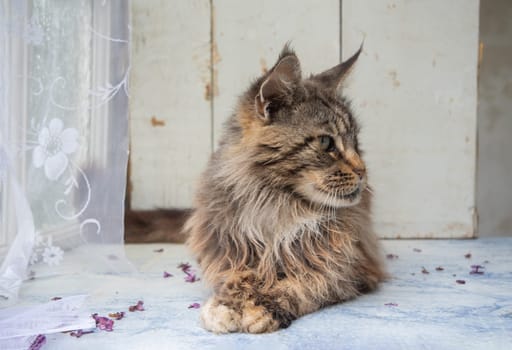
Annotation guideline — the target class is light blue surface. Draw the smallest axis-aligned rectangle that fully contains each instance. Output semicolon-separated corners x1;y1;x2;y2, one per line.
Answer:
16;239;512;349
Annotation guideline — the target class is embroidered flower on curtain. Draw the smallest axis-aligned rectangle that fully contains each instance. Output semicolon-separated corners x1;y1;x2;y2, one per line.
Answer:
29;232;64;267
32;118;79;181
41;245;64;266
30;232;64;266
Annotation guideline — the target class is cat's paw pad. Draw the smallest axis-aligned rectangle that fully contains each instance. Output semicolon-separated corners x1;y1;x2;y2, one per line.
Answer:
200;298;241;333
241;304;280;334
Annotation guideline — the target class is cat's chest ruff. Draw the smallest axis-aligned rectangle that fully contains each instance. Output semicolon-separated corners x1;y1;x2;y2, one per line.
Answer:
279;217;323;239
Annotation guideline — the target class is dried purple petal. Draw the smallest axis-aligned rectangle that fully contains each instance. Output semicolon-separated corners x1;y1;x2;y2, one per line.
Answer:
413;248;422;253
386;254;399;260
92;313;114;331
50;296;62;301
384;303;398;307
184;273;200;283
70;329;95;338
456;279;466;284
108;312;125;320
29;334;46;350
163;271;173;278
470;265;485;275
178;262;200;282
421;267;430;274
188;303;201;309
178;262;192;273
435;266;444;271
70;330;82;338
464;253;472;259
129;300;145;312
154;248;164;253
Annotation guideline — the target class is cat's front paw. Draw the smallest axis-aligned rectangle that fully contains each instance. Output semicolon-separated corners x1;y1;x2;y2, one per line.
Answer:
241;301;290;334
200;297;241;333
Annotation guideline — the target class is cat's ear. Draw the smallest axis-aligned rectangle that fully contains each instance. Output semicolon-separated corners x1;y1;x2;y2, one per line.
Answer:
312;43;362;92
255;49;301;122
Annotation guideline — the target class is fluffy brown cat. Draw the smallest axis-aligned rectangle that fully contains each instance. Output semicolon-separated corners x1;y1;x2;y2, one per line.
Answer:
185;45;386;333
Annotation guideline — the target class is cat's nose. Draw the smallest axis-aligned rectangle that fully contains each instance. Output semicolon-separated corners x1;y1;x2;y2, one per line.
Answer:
353;167;366;180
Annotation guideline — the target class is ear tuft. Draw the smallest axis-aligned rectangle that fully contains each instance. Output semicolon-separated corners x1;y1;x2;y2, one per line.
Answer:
278;42;296;61
312;42;363;92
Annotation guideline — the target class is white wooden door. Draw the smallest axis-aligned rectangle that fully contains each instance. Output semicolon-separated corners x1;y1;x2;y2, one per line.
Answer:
130;0;212;209
129;0;480;238
342;0;479;238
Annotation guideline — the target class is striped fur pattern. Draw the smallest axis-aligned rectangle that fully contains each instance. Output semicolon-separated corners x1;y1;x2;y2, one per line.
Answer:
186;45;386;333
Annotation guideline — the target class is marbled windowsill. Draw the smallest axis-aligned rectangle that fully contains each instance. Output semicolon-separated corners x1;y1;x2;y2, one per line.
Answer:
16;239;512;349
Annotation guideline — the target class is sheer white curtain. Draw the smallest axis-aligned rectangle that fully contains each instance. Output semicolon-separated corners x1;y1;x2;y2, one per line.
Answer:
0;0;132;302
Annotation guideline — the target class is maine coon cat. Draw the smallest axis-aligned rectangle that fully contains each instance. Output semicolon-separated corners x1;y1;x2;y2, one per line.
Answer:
185;45;386;333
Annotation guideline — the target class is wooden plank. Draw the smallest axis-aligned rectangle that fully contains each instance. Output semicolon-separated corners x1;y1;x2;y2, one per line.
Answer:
342;0;479;238
130;0;212;209
477;0;512;237
212;0;340;146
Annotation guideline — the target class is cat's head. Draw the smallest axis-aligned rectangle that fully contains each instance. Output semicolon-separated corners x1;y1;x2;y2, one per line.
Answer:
235;44;366;209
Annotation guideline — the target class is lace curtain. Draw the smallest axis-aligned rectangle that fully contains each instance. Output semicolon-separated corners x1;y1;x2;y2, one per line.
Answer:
0;0;132;302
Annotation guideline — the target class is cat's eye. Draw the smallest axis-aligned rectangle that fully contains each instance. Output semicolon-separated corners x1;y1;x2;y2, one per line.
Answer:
319;135;336;152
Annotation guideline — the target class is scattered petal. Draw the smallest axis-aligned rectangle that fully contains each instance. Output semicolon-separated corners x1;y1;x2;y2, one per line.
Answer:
70;330;82;338
464;253;472;259
184;274;200;283
29;334;46;350
163;271;173;278
421;267;430;274
470;265;485;275
178;262;192;273
153;248;164;253
108;312;125;320
179;262;200;282
188;303;201;309
456;280;466;284
129;300;145;312
413;248;422;253
70;329;95;338
91;313;114;331
384;303;398;307
435;266;444;271
386;254;399;260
